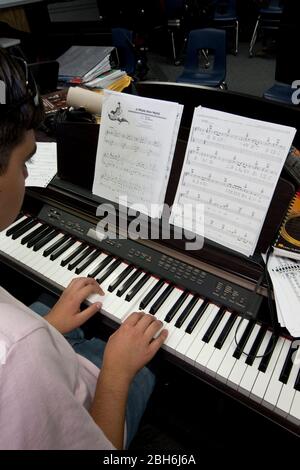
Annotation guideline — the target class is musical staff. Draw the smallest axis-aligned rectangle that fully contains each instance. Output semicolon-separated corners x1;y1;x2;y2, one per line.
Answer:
171;106;296;257
92;90;182;216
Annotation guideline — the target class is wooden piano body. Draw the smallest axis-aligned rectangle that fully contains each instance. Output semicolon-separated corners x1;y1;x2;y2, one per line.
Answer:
1;82;300;444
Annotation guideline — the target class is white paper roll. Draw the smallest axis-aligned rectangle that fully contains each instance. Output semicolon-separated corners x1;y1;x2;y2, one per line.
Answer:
66;87;103;115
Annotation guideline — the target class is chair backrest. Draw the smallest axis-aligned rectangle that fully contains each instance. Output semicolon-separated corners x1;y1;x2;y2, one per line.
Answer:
164;0;185;19
214;0;236;16
111;28;136;75
184;28;226;71
264;0;283;12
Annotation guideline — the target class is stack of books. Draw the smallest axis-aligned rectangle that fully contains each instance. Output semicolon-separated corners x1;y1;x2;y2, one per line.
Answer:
57;45;128;90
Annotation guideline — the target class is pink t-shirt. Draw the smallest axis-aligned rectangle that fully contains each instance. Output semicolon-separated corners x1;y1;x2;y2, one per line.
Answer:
0;287;115;450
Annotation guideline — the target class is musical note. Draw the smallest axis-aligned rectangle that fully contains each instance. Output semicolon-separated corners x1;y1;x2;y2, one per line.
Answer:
171;106;296;257
93;90;183;216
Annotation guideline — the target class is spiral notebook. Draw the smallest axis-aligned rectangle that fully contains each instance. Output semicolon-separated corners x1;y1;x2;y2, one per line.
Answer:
267;253;300;337
273;190;300;260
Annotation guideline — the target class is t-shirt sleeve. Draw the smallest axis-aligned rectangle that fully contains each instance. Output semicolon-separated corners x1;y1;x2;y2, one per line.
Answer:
0;327;115;450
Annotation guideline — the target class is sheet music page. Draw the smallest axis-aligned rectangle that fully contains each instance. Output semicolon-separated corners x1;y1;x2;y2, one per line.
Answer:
171;107;296;257
25;142;57;188
92;90;181;215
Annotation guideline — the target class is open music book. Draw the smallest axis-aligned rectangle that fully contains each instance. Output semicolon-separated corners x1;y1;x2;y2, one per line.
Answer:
92;91;296;258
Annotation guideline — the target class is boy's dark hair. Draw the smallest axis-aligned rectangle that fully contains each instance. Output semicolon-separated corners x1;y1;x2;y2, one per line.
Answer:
0;48;44;174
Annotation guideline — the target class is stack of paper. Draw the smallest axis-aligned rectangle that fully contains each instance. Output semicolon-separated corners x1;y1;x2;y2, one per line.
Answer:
57;45;118;85
267;252;300;337
92;90;183;216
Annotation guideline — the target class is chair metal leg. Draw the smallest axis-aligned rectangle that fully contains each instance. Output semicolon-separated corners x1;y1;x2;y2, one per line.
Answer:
249;16;260;57
170;31;177;64
201;48;210;68
234;20;239;55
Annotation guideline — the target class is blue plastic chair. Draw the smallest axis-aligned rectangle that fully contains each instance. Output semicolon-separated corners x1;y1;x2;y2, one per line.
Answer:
176;28;226;88
263;82;297;105
213;0;239;55
111;28;136;75
249;0;283;57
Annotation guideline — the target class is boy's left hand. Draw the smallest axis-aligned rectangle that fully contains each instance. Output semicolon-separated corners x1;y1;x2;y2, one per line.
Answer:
44;277;104;334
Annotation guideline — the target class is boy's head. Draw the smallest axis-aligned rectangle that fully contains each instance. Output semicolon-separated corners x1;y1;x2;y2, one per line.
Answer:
0;48;44;230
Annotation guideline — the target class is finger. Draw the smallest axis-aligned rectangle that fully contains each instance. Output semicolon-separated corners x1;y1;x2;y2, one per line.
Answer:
135;313;157;331
82;278;105;296
144;318;164;340
122;311;144;326
148;329;168;355
73;277;102;290
74;283;104;302
76;302;102;325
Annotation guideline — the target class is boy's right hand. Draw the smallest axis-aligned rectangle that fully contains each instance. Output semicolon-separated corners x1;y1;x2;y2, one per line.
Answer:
101;312;168;385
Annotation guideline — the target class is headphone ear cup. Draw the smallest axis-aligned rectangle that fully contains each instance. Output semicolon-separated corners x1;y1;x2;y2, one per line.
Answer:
40;108;68;136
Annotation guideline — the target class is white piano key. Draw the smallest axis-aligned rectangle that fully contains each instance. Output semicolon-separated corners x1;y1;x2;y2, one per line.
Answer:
262;339;292;410
175;299;209;359
2;223;43;258
95;267;140;312
215;318;249;383
206;315;241;377
194;310;232;371
152;290;192;348
288;389;300;424
238;329;272;396
184;304;220;365
276;352;300;417
250;337;285;403
227;323;262;390
4;215;28;233
102;276;157;323
163;293;197;351
139;282;171;315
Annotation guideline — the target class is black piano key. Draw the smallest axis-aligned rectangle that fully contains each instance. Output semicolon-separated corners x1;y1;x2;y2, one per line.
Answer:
33;230;58;252
175;296;199;328
68;246;94;271
150;284;174;314
294;367;300;391
245;326;267;366
61;243;87;267
88;254;114;278
27;226;53;248
117;269;142;297
202;307;225;343
75;250;102;275
279;343;298;385
258;334;278;373
108;265;134;292
164;290;189;323
11;219;38;240
21;223;46;245
232;321;255;360
6;216;32;236
185;300;209;334
125;273;150;302
96;258;122;284
43;234;70;257
214;313;237;350
139;279;165;310
50;239;75;261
